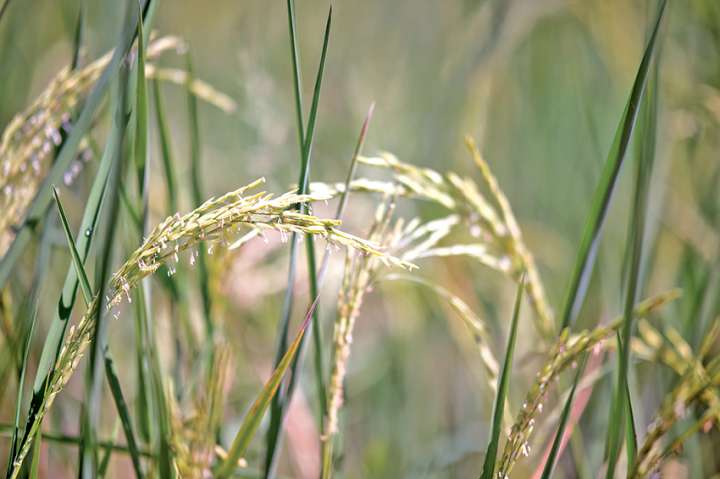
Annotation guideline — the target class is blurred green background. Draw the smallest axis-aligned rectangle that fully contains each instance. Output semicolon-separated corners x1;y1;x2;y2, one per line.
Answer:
1;0;719;477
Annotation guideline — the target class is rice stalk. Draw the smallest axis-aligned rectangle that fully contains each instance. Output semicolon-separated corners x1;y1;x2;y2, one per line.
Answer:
321;196;498;476
107;178;411;310
321;199;398;477
309;137;554;339
0;35;234;257
8;179;409;477
495;289;680;478
630;357;720;478
635;319;720;424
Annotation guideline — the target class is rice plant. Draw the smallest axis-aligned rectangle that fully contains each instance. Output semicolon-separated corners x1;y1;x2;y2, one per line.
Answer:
0;0;718;478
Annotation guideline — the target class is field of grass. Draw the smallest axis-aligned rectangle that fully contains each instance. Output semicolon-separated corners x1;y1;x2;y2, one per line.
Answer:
0;0;719;477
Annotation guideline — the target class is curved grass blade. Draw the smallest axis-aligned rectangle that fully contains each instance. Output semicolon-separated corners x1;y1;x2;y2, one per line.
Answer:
264;5;332;476
539;354;588;479
557;0;667;332
479;275;524;479
216;297;320;479
604;6;666;476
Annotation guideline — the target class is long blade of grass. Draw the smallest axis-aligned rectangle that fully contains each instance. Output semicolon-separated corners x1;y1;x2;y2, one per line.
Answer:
557;0;667;332
52;187;92;304
604;5;666;476
4;219;53;477
53;188;145;478
134;6;149;198
0;0;143;290
70;2;84;70
479;275;524;479
79;42;134;478
103;349;144;478
133;11;175;477
264;5;332;476
216;297;321;479
55;184;100;476
539;354;589;479
185;50;214;341
152;72;196;381
152;78;178;212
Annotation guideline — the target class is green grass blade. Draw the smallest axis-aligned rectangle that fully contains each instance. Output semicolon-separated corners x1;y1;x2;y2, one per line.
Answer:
604;5;666;476
53;183;145;479
152;73;195;384
540;354;588;479
286;0;305;150
264;6;332;476
97;420;120;477
217;298;320;479
152;78;178;212
70;2;84;70
479;275;524;479
53;185;99;477
298;5;331;193
19;79;124;471
28;441;39;479
132;13;174;476
4;219;53;477
134;6;149;198
52;187;93;305
103;349;144;478
0;0;11;24
185;50;213;341
624;379;638;466
0;0;142;290
557;0;667;332
80;48;133;479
